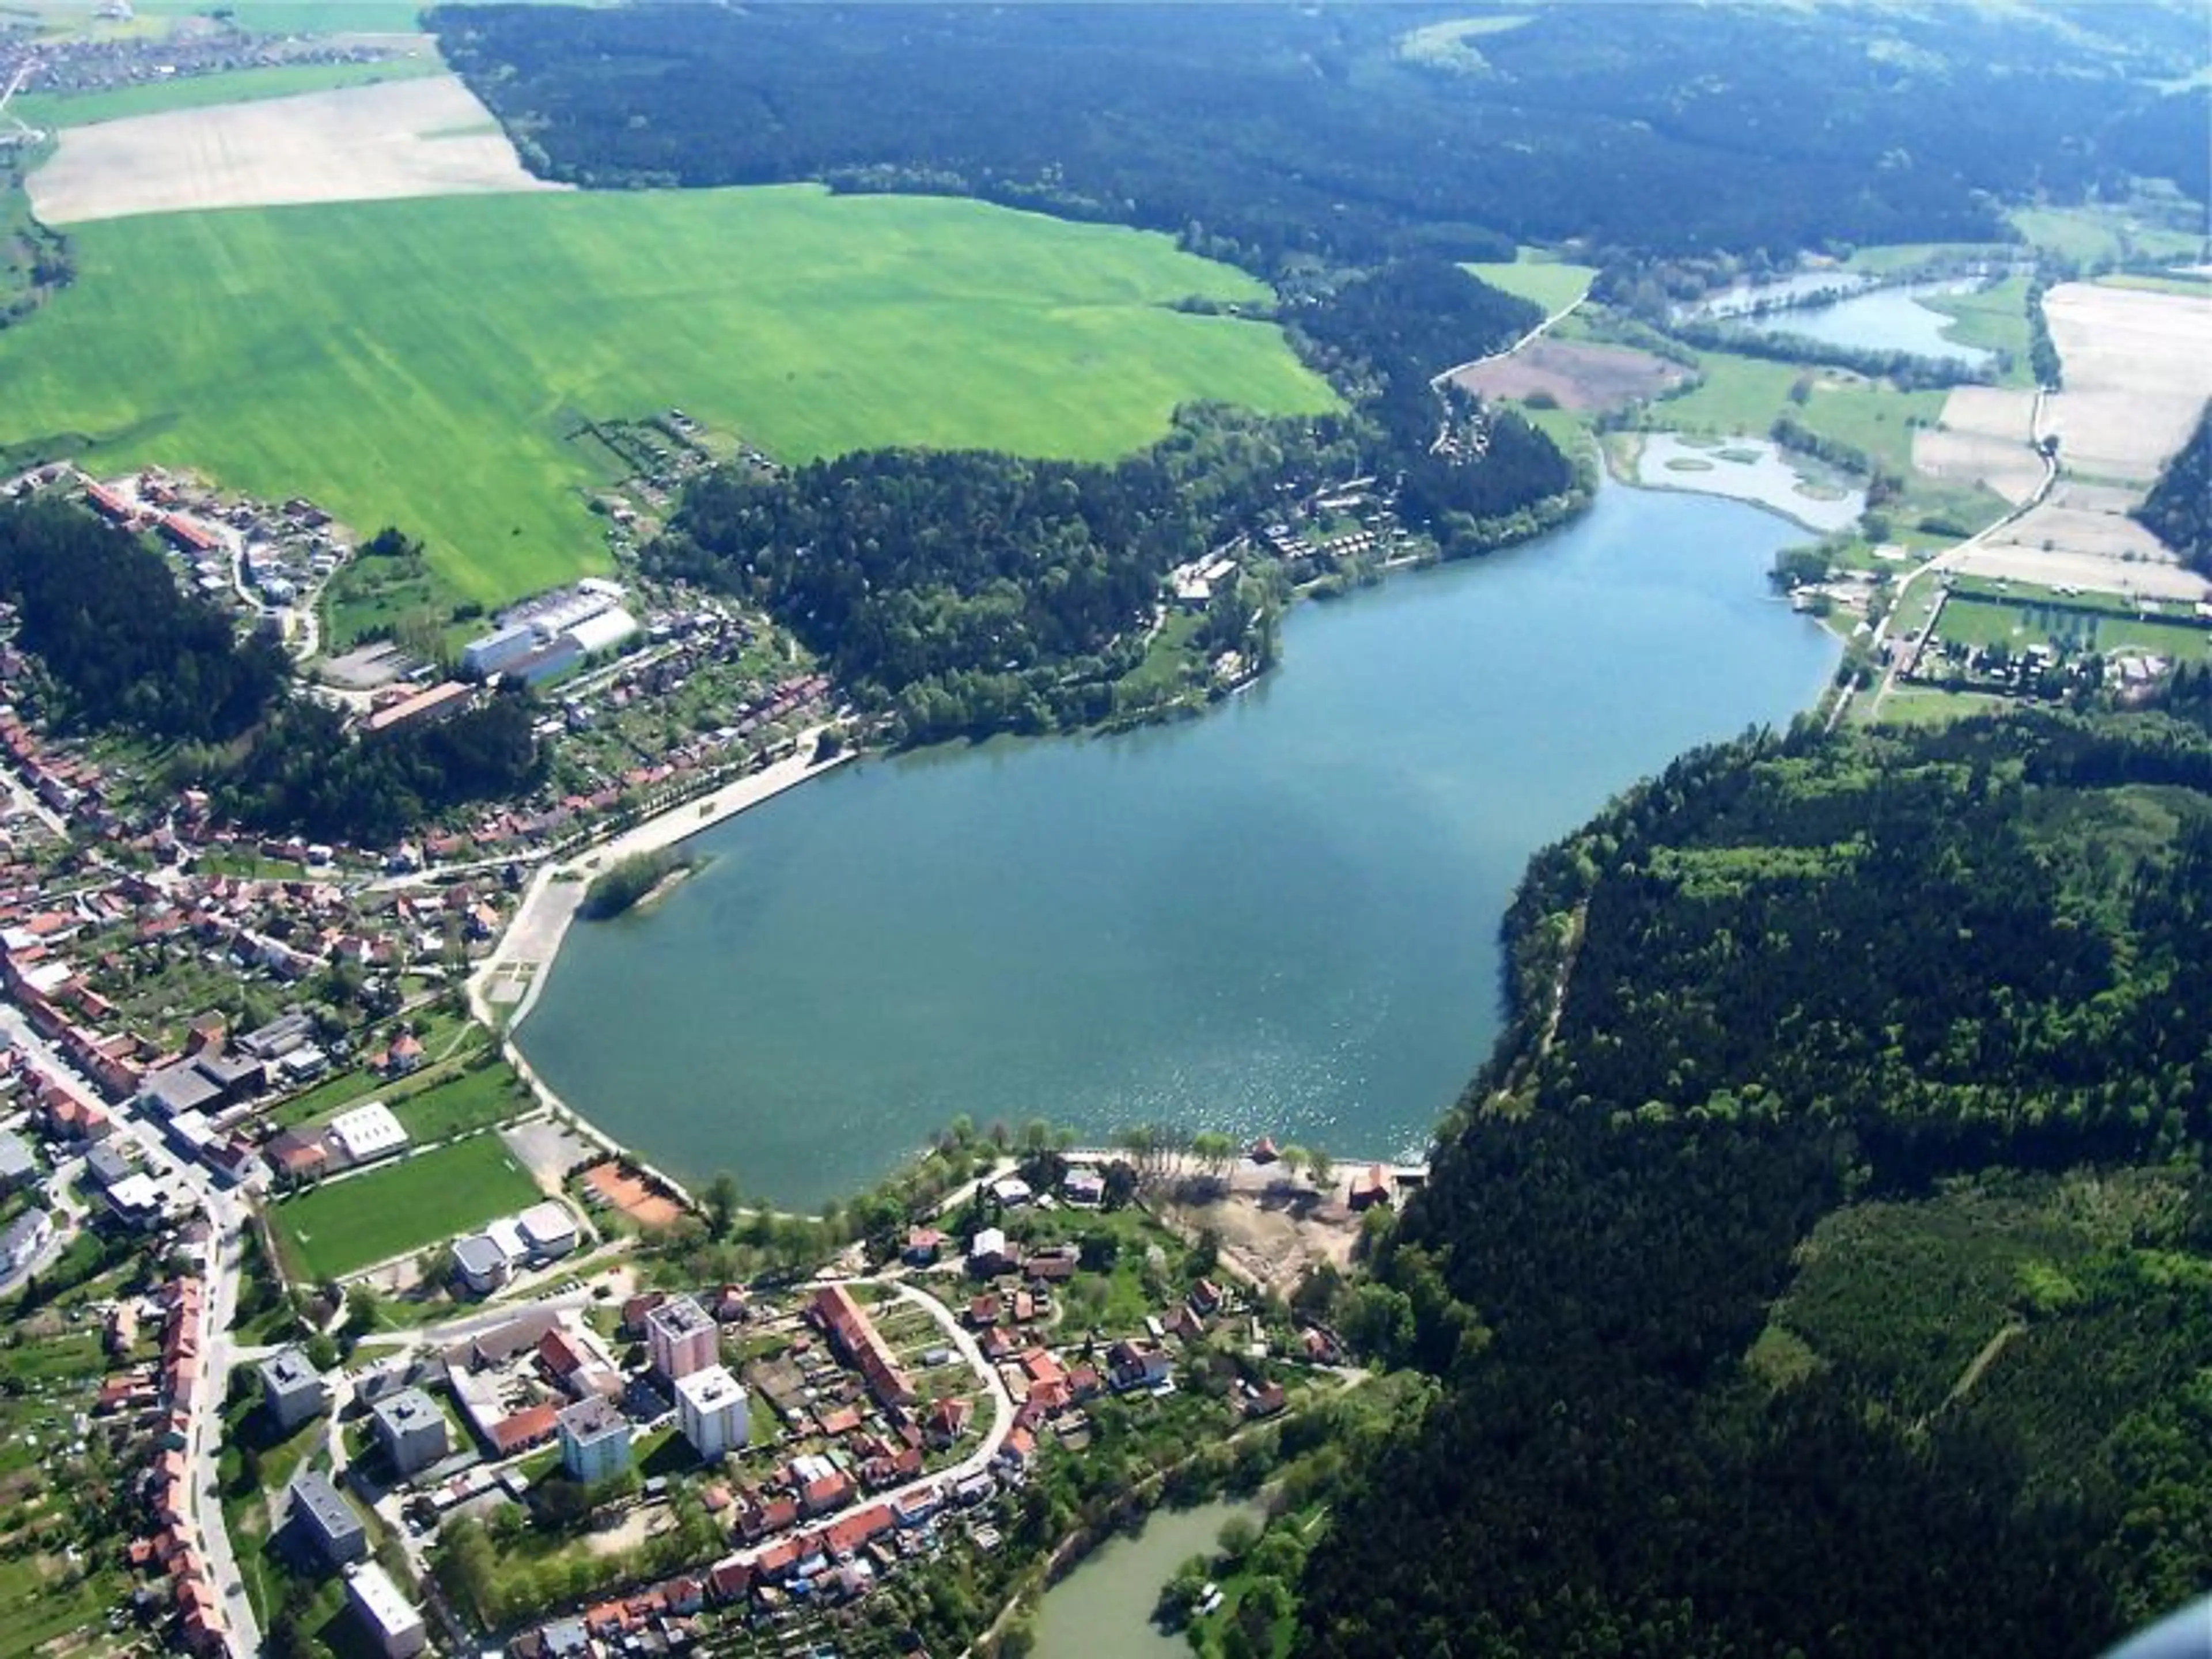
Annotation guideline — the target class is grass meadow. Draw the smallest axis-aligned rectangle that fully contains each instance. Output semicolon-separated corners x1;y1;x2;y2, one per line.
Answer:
2009;204;2207;267
1920;275;2035;387
1463;249;1599;316
271;1130;539;1279
1651;350;1946;474
1936;591;2212;662
0;184;1337;605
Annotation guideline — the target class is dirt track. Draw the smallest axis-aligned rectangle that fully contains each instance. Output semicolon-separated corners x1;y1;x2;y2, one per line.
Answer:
28;75;565;225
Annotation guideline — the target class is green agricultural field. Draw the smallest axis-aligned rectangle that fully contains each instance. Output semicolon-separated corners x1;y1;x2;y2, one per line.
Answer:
12;55;444;128
1844;243;2012;276
271;1131;539;1279
1919;275;2034;388
1463;249;1598;315
0;184;1338;608
1650;350;1944;474
2009;204;2207;267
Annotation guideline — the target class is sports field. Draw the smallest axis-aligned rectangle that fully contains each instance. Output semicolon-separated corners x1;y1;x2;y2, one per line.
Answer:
271;1132;540;1281
0;184;1338;605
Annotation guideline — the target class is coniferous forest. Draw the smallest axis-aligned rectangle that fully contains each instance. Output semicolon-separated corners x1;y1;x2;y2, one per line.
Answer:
434;4;2207;270
2134;402;2211;574
0;497;285;742
1294;686;2212;1657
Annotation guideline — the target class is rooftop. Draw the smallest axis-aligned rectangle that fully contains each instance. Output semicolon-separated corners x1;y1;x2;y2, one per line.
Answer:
327;1100;406;1159
647;1294;714;1339
674;1364;745;1412
558;1395;627;1441
259;1346;320;1391
344;1562;421;1638
372;1387;442;1435
289;1470;362;1539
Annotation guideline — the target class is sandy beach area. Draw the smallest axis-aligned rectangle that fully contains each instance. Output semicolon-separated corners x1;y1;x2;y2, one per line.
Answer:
464;730;853;1207
471;729;851;1035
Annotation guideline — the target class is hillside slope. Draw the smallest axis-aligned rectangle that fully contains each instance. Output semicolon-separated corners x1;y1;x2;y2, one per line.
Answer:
1300;686;2212;1656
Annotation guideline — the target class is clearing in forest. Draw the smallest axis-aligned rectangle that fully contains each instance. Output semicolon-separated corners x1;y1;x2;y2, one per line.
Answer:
0;184;1337;606
1461;251;1599;316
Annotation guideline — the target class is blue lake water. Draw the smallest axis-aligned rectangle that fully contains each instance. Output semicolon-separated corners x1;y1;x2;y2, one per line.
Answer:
516;482;1839;1207
1731;279;1996;368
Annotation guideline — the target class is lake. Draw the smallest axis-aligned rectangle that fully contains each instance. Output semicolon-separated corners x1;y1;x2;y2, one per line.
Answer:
516;482;1839;1209
1731;278;1995;368
1691;270;1873;319
1032;1498;1266;1659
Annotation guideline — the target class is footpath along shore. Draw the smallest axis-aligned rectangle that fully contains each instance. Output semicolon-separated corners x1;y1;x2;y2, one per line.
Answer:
468;728;854;1200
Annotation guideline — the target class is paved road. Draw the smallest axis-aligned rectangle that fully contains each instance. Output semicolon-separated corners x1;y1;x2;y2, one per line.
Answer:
1838;388;2060;731
0;1006;264;1658
715;1275;1015;1576
1433;291;1590;386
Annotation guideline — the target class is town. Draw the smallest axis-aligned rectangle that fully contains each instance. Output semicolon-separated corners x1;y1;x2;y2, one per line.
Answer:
0;448;1418;1658
2;946;1398;1659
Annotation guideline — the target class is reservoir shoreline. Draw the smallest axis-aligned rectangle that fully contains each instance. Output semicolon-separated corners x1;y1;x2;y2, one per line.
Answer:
510;477;1841;1209
468;735;854;1207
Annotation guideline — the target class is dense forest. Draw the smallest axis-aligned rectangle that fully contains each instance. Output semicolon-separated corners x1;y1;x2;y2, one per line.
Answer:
209;692;546;848
0;497;285;741
653;385;1571;741
0;499;543;844
2134;402;2211;573
653;407;1362;740
433;3;2209;272
1296;692;2212;1656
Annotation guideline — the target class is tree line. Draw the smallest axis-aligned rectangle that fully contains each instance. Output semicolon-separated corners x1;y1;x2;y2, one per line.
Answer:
2134;401;2210;574
652;351;1573;747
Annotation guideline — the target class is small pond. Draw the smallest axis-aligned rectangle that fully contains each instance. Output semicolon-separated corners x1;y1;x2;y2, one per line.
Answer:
1032;1498;1269;1659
